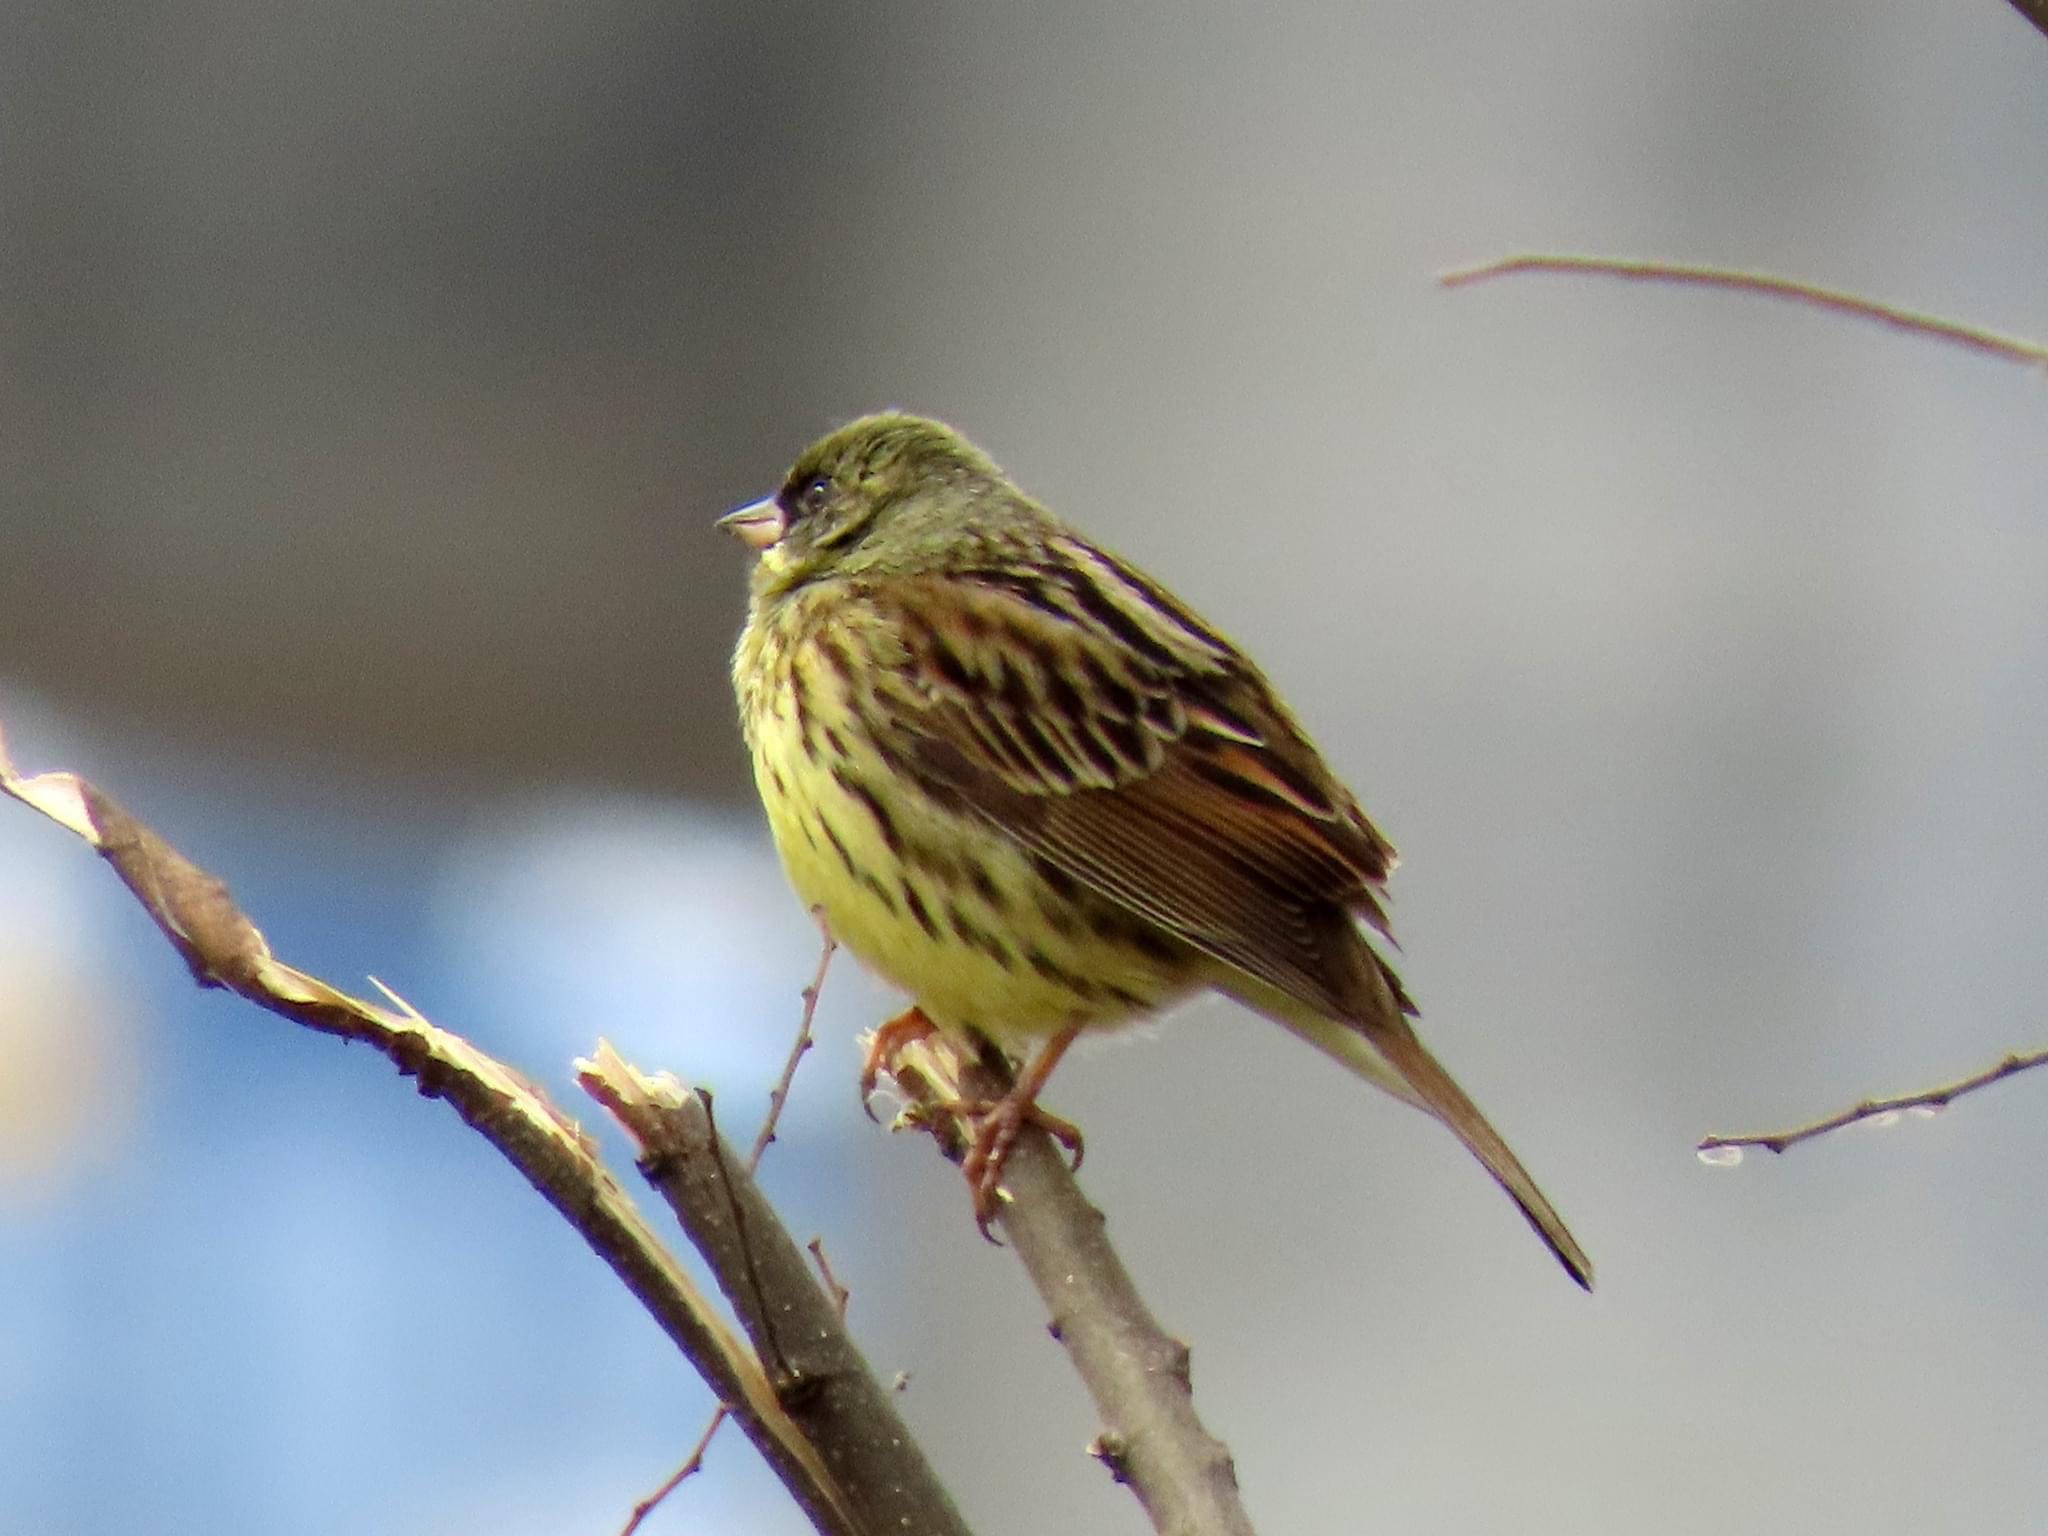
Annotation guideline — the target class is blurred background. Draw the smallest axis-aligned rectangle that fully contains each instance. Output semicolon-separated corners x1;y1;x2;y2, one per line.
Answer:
4;2;2046;1532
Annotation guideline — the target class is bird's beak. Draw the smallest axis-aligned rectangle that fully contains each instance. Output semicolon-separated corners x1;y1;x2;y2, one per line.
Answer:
717;497;787;550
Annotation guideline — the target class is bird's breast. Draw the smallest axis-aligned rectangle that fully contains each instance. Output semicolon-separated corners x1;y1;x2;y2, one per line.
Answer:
736;604;1193;1050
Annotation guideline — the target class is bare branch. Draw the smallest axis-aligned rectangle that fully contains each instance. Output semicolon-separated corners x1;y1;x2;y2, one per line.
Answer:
1440;253;2048;369
1698;1048;2048;1158
2008;0;2048;43
635;922;841;1533
0;720;858;1536
884;1032;1258;1536
582;1047;974;1536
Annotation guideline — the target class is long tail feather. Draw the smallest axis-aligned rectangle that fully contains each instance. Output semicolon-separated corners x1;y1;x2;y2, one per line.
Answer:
1279;1006;1594;1290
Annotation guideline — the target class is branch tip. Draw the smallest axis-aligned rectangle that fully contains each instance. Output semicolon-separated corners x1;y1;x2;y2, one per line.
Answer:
1441;252;2048;369
1699;1047;2048;1158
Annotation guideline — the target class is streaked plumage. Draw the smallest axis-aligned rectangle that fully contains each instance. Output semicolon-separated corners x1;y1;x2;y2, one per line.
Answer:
722;413;1592;1288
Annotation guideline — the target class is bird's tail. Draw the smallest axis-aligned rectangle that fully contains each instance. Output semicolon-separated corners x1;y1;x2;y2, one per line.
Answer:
1279;1004;1595;1291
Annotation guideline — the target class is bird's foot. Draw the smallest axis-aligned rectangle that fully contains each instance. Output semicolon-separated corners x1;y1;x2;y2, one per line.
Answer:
960;1092;1085;1241
859;1006;938;1120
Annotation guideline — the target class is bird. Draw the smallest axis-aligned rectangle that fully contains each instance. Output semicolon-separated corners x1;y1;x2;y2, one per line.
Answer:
719;412;1592;1288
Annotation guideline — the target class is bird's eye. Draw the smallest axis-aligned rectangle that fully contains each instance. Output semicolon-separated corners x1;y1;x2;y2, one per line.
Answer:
799;477;832;516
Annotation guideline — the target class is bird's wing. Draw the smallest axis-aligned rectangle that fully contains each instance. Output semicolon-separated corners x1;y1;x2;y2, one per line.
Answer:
848;550;1595;1290
850;542;1403;1023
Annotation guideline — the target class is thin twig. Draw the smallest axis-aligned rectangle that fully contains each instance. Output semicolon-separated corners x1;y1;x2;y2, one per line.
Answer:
1698;1047;2048;1157
702;1090;794;1386
584;1048;974;1536
750;912;836;1171
807;1237;851;1321
1440;253;2048;370
884;1032;1257;1536
620;1406;728;1536
2008;0;2048;44
0;719;859;1536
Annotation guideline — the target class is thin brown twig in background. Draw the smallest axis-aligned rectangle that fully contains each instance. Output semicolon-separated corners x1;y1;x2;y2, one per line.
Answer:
1440;253;2048;369
750;913;837;1170
1698;1048;2048;1157
0;719;860;1536
2007;0;2048;43
884;1031;1258;1536
620;1407;728;1536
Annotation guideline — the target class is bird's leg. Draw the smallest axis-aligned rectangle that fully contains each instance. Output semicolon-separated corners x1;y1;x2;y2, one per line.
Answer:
961;1021;1087;1239
859;1005;938;1120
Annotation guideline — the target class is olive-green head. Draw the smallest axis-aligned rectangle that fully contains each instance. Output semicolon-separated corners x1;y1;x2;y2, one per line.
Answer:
718;413;1047;592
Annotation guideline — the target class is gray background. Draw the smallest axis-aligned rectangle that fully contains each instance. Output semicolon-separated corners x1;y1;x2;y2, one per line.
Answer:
3;2;2045;1532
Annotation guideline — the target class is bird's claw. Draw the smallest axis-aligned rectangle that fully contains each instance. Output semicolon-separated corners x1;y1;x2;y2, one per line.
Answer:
858;1006;938;1121
960;1095;1086;1241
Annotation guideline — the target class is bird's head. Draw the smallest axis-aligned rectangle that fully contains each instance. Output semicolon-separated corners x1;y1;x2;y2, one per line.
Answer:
719;413;1039;592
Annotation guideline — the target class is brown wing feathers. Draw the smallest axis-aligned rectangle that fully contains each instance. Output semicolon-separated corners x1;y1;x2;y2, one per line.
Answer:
862;562;1401;1024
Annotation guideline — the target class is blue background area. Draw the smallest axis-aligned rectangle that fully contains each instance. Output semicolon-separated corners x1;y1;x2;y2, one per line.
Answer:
0;734;867;1535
